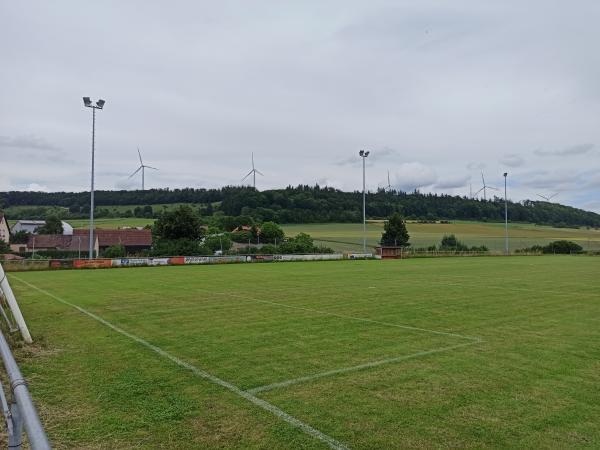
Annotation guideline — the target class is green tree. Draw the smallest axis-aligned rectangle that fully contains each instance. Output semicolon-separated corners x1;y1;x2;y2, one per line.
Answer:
259;222;285;243
380;213;410;246
37;215;63;234
279;233;316;253
153;205;203;240
103;244;126;258
543;240;583;254
439;234;468;251
150;238;207;256
0;240;10;254
11;230;30;244
203;234;232;253
143;205;154;218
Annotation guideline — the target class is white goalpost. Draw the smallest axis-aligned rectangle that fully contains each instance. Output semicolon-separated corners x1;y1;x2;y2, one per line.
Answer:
0;263;33;343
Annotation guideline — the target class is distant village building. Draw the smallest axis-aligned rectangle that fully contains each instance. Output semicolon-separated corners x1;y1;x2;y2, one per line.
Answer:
27;229;152;256
62;222;74;235
73;228;152;255
11;220;45;234
11;220;73;235
0;214;9;243
27;234;96;255
232;225;254;233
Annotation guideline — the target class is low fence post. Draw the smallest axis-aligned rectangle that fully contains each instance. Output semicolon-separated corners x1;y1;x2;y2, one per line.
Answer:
0;263;32;343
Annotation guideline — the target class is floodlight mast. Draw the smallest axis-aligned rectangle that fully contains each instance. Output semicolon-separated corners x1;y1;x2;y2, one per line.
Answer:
503;172;509;255
82;97;105;259
359;150;370;253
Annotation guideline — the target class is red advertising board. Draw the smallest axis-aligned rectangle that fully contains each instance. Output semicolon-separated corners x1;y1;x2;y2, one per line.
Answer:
73;259;113;269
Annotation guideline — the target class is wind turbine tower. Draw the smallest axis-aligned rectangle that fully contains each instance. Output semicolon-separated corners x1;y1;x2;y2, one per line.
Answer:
242;152;263;189
128;148;158;190
474;171;498;201
386;170;392;191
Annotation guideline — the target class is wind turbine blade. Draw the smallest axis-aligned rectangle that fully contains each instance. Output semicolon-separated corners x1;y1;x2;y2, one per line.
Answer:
137;147;143;165
481;171;485;186
536;194;548;201
548;193;558;200
128;166;142;178
251;152;255;170
145;166;159;170
242;171;253;181
474;187;484;196
255;169;264;176
487;186;499;191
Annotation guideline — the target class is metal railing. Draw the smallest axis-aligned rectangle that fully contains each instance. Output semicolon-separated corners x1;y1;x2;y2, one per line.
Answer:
0;329;51;449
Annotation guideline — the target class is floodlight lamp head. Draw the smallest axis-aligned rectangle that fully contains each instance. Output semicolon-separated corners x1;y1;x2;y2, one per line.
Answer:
503;172;508;177
365;151;370;157
359;150;365;156
83;97;92;107
96;99;105;109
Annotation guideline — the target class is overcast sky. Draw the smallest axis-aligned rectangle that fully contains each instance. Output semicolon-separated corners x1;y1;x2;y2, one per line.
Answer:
1;1;599;212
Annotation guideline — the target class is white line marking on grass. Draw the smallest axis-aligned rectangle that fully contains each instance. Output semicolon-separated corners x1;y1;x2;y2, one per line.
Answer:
247;341;478;394
13;277;350;450
204;290;479;342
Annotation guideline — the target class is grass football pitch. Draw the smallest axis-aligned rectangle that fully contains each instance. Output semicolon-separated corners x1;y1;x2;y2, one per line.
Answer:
6;256;600;449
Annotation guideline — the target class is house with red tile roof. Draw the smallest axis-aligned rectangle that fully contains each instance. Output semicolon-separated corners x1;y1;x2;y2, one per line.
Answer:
73;228;152;254
27;234;96;255
25;228;152;256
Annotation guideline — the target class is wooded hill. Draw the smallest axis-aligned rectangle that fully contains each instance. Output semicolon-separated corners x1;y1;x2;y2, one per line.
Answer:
1;186;599;227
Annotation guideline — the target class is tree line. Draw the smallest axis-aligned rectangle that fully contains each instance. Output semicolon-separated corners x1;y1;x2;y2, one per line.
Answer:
1;185;599;227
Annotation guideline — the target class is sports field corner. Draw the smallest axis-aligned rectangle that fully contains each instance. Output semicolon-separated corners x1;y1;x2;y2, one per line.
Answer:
4;255;600;448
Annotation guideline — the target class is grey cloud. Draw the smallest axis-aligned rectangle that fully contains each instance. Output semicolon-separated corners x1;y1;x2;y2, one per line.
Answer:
392;162;437;192
0;134;58;151
433;175;470;190
534;143;595;157
467;162;486;170
520;169;598;192
335;155;361;167
0;134;70;163
500;154;525;168
335;147;400;166
1;1;600;213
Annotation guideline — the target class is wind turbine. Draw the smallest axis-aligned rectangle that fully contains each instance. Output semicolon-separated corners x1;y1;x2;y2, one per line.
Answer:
474;171;498;200
537;192;558;202
128;147;158;190
241;152;263;189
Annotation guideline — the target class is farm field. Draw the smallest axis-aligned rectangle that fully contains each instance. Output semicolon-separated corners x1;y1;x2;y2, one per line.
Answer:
67;217;155;228
8;215;600;252
6;256;600;449
282;222;600;252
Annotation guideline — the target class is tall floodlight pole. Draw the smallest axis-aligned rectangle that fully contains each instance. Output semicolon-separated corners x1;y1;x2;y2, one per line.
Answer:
83;97;106;259
503;172;508;255
359;150;370;253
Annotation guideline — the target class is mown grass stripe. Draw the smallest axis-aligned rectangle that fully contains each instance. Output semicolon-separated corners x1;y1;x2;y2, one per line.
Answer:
13;276;350;450
203;289;479;342
246;341;478;394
